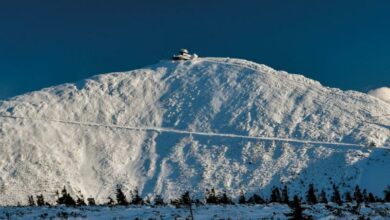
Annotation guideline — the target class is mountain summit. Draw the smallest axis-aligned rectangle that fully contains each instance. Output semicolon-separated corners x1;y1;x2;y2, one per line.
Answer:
0;57;389;205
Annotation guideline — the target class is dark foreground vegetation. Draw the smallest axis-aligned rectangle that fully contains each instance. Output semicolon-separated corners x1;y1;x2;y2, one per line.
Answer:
21;184;390;219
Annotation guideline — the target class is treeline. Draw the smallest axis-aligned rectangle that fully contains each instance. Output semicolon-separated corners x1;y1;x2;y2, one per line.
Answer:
27;184;390;207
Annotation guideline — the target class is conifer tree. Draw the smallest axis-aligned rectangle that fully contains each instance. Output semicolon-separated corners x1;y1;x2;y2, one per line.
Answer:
182;191;191;206
182;191;194;220
57;187;76;206
384;186;390;202
28;195;35;206
362;189;368;203
76;195;86;206
270;187;282;203
247;194;265;204
220;191;233;204
238;190;246;204
154;195;165;206
290;195;303;220
87;198;96;206
345;191;353;203
331;184;342;206
282;185;289;204
130;187;143;205
116;186;129;206
36;194;46;206
106;197;115;206
354;185;364;204
306;184;318;205
205;188;218;204
366;192;376;203
319;190;328;204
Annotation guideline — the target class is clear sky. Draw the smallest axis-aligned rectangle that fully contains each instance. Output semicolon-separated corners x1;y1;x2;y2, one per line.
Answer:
0;0;389;99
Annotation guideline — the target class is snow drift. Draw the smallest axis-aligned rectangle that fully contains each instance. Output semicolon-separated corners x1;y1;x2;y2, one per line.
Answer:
0;57;389;205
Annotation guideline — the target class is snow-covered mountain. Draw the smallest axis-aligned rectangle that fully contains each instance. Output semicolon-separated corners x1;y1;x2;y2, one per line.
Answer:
0;57;389;205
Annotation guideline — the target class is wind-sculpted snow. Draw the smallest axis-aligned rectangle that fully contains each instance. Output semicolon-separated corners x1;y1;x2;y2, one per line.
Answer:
0;57;389;205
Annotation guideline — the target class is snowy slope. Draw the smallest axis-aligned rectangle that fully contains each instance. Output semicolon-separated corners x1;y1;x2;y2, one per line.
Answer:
0;57;389;205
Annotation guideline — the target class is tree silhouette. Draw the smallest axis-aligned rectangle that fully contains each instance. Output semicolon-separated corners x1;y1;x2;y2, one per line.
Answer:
345;191;353;203
220;191;233;204
366;192;376;203
384;186;390;202
56;187;76;206
331;184;342;206
290;195;303;220
28;195;35;206
306;184;317;205
130;187;143;205
182;191;194;220
76;195;86;206
116;186;129;206
181;191;191;206
282;185;289;204
87;198;96;206
318;190;328;204
270;187;282;203
205;188;218;204
354;185;364;204
106;197;115;206
238;190;246;204
154;195;165;206
247;194;265;204
362;189;368;203
36;194;46;206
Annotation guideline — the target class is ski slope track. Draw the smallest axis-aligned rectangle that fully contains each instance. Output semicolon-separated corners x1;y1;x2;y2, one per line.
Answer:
0;114;374;148
0;57;389;205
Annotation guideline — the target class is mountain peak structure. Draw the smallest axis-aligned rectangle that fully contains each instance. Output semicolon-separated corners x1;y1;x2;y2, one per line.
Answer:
0;57;389;205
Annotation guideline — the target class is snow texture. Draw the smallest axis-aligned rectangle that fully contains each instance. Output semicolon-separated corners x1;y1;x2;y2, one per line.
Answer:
0;57;389;205
1;204;390;219
369;87;390;104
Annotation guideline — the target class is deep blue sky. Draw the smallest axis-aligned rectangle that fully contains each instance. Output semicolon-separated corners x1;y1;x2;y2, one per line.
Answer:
0;0;389;99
